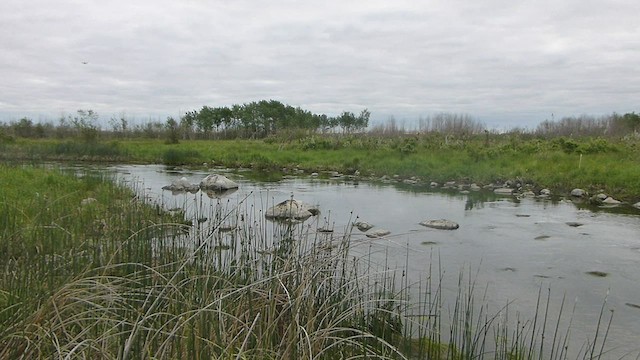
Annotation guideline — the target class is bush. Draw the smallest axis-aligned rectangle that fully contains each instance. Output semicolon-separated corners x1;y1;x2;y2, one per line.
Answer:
54;141;124;158
162;148;201;165
552;137;580;153
579;138;619;154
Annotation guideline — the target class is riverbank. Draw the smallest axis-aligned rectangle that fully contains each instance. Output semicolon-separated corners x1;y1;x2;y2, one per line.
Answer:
2;134;639;203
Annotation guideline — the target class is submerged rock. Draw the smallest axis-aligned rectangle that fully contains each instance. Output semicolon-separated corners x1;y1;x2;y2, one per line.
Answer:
366;229;391;238
203;188;237;199
443;181;456;189
419;219;459;230
586;271;608;277
494;188;514;196
353;221;374;232
199;174;239;191
265;199;319;221
162;177;200;193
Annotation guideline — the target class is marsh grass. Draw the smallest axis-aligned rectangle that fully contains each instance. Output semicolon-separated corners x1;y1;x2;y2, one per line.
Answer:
0;165;617;359
4;135;639;201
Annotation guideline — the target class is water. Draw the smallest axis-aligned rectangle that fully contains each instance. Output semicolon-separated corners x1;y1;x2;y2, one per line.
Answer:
111;164;640;358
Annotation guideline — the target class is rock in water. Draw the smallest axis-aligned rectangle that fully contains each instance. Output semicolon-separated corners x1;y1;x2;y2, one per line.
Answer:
419;219;460;230
162;177;199;192
265;199;318;221
570;188;587;198
601;197;622;206
199;174;239;191
539;188;551;196
366;229;391;238
494;188;514;195
353;221;374;232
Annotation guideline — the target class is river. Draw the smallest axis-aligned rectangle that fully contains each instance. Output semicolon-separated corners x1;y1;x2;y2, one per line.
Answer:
108;164;640;358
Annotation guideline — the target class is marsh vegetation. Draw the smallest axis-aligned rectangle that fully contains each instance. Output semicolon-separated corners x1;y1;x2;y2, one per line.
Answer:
0;104;638;358
0;165;624;359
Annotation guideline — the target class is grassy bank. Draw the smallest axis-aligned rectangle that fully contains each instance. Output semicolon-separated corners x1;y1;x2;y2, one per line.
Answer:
0;165;615;359
2;133;639;203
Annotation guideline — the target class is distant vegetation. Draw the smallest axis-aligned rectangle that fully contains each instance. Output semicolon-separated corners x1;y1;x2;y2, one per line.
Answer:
1;102;638;141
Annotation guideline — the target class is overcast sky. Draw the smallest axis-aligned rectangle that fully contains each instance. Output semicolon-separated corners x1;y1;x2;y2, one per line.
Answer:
1;0;638;129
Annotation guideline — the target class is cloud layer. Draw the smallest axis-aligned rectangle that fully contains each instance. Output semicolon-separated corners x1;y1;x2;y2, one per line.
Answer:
1;0;639;128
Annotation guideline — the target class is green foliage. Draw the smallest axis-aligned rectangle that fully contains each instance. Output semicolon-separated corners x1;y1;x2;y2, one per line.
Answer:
162;148;201;165
71;109;100;143
398;137;418;155
164;117;180;144
53;140;125;159
552;137;580;153
1;134;639;202
299;135;341;150
579;137;619;154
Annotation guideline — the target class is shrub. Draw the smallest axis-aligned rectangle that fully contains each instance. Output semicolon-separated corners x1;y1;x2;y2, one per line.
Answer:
162;148;200;165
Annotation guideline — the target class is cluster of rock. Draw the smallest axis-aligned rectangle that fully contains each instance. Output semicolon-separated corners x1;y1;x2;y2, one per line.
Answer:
162;174;239;197
278;170;637;210
570;188;625;207
350;217;460;239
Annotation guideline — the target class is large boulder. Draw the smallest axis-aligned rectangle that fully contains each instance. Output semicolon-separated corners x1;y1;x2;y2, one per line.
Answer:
265;199;319;221
162;177;200;193
199;174;239;191
419;219;459;230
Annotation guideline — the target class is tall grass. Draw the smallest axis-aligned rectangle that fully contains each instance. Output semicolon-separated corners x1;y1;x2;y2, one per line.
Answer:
0;165;617;359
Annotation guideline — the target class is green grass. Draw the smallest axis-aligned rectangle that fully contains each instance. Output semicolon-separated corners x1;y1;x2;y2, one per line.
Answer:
3;135;639;202
0;165;617;359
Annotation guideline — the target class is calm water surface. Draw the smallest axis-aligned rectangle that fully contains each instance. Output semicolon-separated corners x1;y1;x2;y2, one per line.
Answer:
110;164;640;357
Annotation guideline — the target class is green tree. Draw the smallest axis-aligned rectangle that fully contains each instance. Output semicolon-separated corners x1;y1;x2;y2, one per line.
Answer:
196;106;216;137
13;118;34;138
165;117;180;144
71;109;99;143
180;111;197;140
622;112;640;132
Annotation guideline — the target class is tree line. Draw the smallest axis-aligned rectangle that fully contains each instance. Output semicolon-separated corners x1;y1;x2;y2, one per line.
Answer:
0;100;371;142
1;101;638;142
178;100;370;139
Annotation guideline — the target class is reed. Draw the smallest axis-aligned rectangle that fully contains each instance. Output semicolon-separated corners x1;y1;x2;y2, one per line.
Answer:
0;165;616;359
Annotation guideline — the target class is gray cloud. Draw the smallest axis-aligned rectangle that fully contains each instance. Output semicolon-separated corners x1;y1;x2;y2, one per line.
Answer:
1;0;638;128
